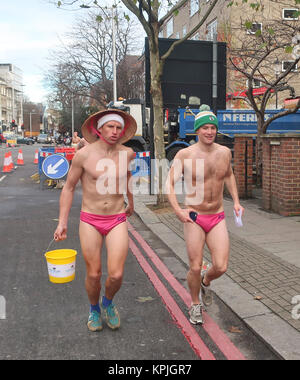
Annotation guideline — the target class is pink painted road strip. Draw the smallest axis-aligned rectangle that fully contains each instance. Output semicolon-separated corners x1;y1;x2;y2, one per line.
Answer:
128;223;246;361
129;238;216;360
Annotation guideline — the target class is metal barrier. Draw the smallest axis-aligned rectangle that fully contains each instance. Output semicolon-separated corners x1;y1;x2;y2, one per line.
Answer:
54;147;76;161
131;152;150;177
38;147;55;176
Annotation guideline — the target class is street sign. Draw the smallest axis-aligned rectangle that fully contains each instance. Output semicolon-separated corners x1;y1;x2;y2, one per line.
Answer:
42;154;70;179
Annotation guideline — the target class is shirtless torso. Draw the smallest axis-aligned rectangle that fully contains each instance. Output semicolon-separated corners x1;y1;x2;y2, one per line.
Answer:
78;141;133;215
182;142;232;214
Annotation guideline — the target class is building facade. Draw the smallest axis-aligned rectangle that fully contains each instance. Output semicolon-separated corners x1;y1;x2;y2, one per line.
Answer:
0;64;24;131
159;0;300;109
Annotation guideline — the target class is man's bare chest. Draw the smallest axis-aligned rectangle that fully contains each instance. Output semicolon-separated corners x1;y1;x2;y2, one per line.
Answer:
83;154;129;182
183;154;228;181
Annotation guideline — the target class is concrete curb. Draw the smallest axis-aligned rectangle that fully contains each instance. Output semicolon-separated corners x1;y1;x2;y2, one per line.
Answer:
134;200;300;360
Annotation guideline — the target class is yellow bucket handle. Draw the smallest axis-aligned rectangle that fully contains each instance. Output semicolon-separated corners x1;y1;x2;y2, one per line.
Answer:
45;238;55;254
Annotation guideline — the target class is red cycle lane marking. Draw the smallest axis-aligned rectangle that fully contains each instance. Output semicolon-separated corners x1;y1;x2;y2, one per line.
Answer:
129;238;216;361
128;223;246;361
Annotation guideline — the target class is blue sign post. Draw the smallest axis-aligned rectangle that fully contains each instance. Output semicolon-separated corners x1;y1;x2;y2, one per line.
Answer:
42;154;70;180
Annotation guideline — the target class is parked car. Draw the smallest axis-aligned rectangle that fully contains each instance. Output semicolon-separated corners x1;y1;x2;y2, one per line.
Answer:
17;136;35;145
37;134;52;144
2;134;35;145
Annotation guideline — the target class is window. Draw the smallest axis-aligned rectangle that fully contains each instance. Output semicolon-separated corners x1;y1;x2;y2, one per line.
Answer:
159;30;164;38
166;18;174;37
282;61;298;72
206;19;218;41
183;25;187;37
190;0;199;17
191;33;199;40
246;79;262;88
246;22;262;35
282;9;299;20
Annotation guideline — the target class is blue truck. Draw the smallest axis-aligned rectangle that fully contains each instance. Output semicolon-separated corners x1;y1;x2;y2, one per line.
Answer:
165;108;300;160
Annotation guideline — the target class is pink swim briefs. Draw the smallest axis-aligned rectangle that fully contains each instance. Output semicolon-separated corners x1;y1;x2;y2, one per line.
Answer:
80;211;127;236
195;211;225;233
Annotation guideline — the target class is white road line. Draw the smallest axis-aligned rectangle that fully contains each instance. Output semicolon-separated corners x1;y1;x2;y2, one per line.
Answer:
0;175;7;182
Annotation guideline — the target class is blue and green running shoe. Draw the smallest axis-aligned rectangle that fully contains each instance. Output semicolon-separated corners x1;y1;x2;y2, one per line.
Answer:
102;302;120;330
87;310;103;332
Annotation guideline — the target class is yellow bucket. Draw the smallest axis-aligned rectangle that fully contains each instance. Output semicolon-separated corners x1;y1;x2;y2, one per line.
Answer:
45;249;77;284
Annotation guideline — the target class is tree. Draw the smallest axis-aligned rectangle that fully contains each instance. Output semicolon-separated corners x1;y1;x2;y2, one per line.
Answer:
227;5;300;184
45;62;89;135
53;0;222;203
46;8;141;107
117;55;145;99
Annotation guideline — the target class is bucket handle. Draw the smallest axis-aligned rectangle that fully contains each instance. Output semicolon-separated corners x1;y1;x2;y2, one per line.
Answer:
45;238;55;254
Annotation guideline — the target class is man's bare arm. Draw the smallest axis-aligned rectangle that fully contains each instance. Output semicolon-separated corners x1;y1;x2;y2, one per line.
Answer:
125;149;135;217
54;152;84;241
166;151;193;223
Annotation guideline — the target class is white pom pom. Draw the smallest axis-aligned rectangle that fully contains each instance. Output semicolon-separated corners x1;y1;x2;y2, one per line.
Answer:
199;104;211;112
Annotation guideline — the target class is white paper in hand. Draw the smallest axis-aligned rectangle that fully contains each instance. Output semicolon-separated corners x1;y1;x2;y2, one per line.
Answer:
233;209;243;227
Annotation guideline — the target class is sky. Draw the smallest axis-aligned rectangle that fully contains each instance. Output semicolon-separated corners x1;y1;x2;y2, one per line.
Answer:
0;0;83;103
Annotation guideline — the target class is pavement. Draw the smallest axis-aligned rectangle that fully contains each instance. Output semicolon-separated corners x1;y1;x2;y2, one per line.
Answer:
3;145;299;359
133;190;300;360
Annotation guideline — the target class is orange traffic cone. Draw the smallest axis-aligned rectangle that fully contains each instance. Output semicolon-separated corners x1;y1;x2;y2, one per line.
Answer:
17;149;24;166
34;149;39;164
2;152;12;173
8;151;14;171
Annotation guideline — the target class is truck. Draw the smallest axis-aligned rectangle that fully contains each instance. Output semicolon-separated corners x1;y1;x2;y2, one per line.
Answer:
108;98;300;160
164;108;300;160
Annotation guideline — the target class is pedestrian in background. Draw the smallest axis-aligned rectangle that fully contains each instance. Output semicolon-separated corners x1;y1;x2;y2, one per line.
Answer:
71;131;81;148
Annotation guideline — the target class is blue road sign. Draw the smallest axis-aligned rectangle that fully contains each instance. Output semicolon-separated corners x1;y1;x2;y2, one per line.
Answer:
42;154;70;179
131;152;150;177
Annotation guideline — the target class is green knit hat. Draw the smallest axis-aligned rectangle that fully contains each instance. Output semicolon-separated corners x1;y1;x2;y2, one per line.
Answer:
194;104;218;132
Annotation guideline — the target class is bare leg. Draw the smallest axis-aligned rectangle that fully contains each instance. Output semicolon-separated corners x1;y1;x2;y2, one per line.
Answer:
104;221;129;300
79;221;103;305
204;220;230;286
184;222;206;304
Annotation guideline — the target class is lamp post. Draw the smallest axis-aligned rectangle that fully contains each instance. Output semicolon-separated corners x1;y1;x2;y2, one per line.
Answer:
112;6;117;103
0;78;4;131
71;96;74;138
273;58;281;109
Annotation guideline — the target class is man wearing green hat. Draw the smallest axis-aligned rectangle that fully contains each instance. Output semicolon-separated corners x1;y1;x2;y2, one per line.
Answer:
167;105;244;325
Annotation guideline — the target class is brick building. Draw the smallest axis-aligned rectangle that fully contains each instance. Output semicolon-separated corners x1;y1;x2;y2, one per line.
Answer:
159;0;300;109
233;134;300;216
262;134;300;216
